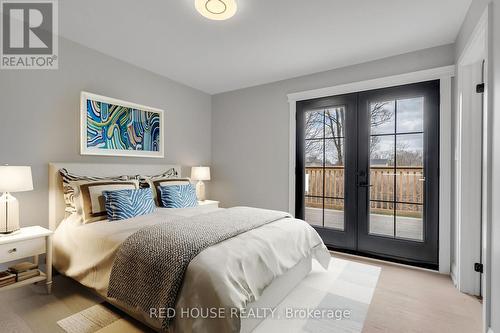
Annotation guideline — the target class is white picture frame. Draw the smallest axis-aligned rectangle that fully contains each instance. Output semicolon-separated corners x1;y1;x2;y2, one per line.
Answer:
80;91;165;158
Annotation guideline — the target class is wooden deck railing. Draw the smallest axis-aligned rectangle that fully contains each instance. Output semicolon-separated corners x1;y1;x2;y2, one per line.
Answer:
305;166;423;214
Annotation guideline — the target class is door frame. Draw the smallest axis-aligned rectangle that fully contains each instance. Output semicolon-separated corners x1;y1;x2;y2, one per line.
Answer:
287;65;455;274
455;7;490;332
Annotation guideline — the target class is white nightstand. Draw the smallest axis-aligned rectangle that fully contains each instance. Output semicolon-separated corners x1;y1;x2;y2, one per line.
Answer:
0;226;53;294
198;200;220;208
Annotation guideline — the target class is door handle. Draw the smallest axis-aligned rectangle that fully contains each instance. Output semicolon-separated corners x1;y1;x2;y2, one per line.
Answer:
358;183;373;188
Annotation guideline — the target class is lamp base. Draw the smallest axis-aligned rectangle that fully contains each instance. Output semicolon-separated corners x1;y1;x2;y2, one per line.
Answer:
0;230;18;234
195;181;206;201
0;193;20;234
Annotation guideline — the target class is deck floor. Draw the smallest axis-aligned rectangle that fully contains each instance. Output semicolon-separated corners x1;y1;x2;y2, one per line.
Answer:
305;207;423;241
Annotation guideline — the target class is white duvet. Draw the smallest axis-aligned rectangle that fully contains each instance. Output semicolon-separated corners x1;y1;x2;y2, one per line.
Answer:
53;206;330;332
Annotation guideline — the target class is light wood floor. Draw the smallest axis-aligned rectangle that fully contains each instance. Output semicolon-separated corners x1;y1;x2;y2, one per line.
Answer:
0;255;482;333
334;253;483;333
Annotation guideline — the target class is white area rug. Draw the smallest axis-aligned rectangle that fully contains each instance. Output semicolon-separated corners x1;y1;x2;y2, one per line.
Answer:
57;257;380;333
57;303;122;333
254;257;381;333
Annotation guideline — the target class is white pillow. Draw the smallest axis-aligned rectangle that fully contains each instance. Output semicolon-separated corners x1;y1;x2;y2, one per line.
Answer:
70;179;139;224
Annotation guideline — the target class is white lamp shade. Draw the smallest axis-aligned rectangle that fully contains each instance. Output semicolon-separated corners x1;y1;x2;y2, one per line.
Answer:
0;166;33;192
191;166;211;181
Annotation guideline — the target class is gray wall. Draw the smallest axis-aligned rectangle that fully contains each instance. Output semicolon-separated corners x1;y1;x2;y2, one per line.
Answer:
0;37;212;229
455;0;490;59
211;44;455;212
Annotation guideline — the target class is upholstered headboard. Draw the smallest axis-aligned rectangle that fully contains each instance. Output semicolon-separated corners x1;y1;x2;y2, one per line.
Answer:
48;163;182;230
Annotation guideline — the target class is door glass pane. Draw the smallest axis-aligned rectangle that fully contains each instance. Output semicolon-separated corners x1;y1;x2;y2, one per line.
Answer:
325;137;345;231
370;136;395;201
305;138;323;166
305;167;323;197
396;134;423;167
324;198;344;231
325;168;344;200
305;111;324;139
305;167;323;215
370;135;395;166
325;138;345;167
369;201;394;237
305;167;324;197
370;168;395;202
324;106;346;138
370;101;395;135
397;97;424;133
396;204;423;241
396;168;424;204
305;198;323;227
305;170;323;227
305;137;324;227
324;165;344;199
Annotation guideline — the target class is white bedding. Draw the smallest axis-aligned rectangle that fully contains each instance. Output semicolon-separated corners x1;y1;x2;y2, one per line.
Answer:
53;206;330;332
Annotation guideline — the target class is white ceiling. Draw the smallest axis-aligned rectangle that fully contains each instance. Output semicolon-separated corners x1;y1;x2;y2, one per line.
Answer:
59;0;472;94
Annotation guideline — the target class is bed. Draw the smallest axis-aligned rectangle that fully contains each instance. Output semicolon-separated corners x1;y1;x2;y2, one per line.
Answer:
48;163;330;333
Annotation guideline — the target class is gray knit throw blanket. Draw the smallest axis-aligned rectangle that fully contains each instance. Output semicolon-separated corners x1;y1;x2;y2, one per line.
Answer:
107;207;290;331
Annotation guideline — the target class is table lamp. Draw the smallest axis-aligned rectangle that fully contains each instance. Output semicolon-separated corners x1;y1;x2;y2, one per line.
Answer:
0;166;33;234
191;166;211;201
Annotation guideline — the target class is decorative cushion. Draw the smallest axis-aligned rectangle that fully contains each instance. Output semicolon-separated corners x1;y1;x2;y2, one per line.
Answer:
103;188;156;221
60;168;133;215
158;184;198;208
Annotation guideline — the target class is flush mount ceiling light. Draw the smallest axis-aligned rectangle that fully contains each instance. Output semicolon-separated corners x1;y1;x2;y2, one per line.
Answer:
195;0;237;21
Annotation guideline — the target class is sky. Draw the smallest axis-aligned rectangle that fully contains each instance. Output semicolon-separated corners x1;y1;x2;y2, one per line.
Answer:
371;97;424;157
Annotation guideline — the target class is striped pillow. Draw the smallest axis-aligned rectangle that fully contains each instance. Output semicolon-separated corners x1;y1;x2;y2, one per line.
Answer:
103;188;156;221
158;184;198;208
59;168;133;215
137;168;179;189
136;168;185;206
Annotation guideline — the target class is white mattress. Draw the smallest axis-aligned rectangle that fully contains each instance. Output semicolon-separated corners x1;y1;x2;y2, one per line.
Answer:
53;206;330;332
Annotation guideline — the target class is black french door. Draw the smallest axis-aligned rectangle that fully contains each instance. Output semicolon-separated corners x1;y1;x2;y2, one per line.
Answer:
296;80;440;268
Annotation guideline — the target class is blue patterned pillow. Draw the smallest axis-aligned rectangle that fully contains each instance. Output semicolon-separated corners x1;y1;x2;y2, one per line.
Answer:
103;188;155;221
158;184;198;208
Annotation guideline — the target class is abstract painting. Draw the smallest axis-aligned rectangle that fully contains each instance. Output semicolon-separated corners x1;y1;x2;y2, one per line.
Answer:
80;92;164;158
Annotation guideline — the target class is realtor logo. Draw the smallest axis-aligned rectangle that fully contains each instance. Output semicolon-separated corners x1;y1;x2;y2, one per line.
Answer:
1;0;58;69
